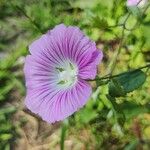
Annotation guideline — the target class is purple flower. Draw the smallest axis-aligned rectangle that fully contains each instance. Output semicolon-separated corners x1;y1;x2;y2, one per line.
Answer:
127;0;147;7
24;24;103;123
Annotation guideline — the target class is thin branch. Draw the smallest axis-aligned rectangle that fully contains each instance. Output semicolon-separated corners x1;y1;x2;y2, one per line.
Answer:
107;1;149;75
124;2;150;31
89;64;150;82
109;27;125;74
107;14;129;75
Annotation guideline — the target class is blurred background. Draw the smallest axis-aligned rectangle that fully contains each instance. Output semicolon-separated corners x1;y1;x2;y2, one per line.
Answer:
0;0;150;149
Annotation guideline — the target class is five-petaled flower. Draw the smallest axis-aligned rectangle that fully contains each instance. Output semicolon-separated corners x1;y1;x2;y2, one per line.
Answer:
24;24;103;123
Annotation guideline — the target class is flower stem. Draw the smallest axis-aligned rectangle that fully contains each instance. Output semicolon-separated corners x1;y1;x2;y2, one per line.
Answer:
60;120;68;150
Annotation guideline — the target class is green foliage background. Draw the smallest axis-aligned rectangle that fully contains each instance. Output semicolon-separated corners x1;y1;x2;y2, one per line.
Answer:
0;0;150;149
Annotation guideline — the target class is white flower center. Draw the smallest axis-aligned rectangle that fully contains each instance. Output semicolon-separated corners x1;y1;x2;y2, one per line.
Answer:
56;61;78;88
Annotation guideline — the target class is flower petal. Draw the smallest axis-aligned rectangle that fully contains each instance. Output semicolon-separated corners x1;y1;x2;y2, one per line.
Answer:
24;55;58;89
78;49;103;79
29;24;67;66
25;80;92;123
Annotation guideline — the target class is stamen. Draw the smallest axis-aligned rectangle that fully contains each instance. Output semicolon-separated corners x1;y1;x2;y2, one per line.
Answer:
56;67;65;72
69;63;74;70
56;61;78;88
57;80;67;85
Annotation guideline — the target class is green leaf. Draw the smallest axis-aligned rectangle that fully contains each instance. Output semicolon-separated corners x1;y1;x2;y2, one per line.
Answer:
0;106;16;115
92;16;109;30
4;144;10;150
76;107;98;124
0;133;12;141
107;95;125;126
0;71;10;79
109;69;146;97
124;140;139;150
0;80;15;101
108;79;126;97
0;122;12;132
120;102;150;119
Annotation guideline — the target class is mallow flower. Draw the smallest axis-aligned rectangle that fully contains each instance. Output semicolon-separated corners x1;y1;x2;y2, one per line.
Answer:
24;24;103;123
127;0;147;7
